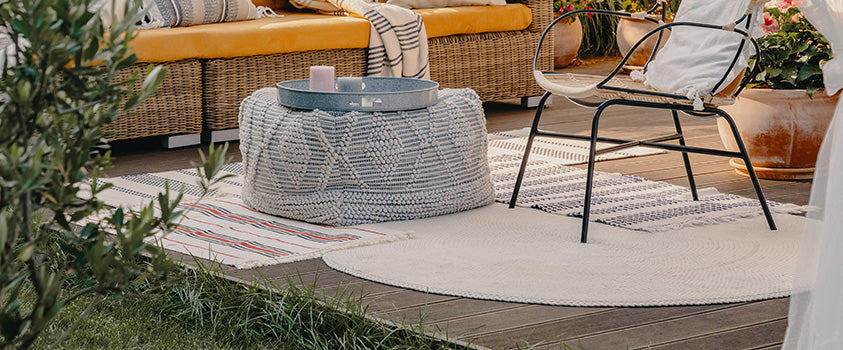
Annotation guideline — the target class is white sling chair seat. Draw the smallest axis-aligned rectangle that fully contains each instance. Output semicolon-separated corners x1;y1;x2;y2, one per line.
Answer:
534;70;741;108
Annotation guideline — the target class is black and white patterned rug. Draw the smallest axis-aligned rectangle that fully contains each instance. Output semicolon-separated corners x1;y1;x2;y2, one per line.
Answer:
487;131;802;232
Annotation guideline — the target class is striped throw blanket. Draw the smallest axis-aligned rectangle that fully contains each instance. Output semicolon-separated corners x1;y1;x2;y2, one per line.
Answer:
290;0;430;79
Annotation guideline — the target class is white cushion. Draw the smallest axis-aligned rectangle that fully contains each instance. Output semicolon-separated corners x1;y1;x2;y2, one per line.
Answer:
633;0;763;109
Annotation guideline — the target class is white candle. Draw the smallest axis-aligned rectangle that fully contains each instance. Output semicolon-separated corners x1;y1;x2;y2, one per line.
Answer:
309;66;335;92
335;76;364;92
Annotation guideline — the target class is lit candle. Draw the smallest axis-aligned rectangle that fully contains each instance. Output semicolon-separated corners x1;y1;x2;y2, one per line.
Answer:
309;66;335;92
335;76;364;92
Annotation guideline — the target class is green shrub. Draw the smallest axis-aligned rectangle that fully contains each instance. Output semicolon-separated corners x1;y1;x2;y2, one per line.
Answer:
0;0;229;348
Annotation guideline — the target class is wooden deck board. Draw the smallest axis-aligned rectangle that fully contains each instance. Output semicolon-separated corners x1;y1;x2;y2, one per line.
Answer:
361;290;461;314
646;319;787;350
564;299;789;350
471;303;733;349
756;342;786;350
376;298;525;325
437;305;612;346
103;57;810;349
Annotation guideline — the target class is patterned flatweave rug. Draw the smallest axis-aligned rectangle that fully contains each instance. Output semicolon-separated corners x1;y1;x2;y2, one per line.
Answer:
85;196;411;269
488;129;802;232
85;164;412;269
488;127;664;164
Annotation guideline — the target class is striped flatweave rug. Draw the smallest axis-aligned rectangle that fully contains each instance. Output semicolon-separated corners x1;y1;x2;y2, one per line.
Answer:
84;163;412;269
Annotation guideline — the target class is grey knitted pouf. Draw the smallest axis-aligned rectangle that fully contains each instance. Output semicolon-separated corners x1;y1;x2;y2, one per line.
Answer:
238;87;494;225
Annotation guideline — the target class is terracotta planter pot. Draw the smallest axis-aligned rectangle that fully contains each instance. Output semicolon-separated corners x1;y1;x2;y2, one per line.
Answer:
553;16;583;68
718;89;840;180
615;17;670;68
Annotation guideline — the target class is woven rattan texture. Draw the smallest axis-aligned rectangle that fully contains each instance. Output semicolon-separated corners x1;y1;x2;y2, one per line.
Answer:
96;0;553;138
524;0;552;33
202;49;367;131
203;0;553;131
429;30;551;102
199;0;552;132
104;60;203;141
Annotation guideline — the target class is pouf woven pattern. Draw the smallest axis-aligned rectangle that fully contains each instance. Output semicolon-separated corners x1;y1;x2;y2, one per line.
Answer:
238;87;494;225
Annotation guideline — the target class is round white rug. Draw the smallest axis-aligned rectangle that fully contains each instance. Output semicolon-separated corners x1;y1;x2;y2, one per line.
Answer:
322;203;805;307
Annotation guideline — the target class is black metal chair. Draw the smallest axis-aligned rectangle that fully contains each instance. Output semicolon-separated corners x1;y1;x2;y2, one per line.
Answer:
509;0;777;243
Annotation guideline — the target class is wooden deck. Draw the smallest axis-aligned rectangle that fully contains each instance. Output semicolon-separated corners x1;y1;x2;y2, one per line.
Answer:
106;58;810;349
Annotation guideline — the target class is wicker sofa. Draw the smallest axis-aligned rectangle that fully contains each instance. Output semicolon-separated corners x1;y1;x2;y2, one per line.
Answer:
106;0;553;145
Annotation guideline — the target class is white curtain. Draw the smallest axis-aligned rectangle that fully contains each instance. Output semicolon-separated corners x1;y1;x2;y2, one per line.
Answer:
782;0;843;349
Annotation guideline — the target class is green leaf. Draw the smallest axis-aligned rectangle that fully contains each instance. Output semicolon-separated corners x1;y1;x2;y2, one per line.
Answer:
124;95;140;111
114;208;125;227
798;65;823;82
795;41;810;53
18;244;33;262
806;85;821;97
139;65;167;101
0;213;7;251
80;223;97;239
781;64;798;85
70;207;94;222
45;302;64;321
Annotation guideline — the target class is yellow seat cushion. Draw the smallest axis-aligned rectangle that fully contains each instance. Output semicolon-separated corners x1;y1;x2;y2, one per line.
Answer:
130;4;531;63
131;11;370;63
416;4;531;38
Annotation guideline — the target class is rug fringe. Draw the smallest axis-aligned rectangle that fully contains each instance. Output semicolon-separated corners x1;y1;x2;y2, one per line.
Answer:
207;230;415;270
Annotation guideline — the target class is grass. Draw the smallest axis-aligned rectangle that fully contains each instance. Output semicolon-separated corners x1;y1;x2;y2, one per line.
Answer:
28;261;469;349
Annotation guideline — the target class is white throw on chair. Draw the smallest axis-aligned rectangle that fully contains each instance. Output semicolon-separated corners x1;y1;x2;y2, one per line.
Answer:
509;0;777;243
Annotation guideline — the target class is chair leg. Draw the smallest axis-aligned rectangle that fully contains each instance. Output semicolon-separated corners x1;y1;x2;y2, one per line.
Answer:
521;94;553;108
510;91;553;208
672;110;699;200
716;110;778;231
581;102;611;243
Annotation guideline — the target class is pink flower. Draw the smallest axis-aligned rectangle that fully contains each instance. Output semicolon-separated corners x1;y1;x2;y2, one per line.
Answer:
761;12;780;34
565;4;574;11
776;0;801;11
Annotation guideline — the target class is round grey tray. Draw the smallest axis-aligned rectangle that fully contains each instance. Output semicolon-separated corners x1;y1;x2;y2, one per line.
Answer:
276;77;439;112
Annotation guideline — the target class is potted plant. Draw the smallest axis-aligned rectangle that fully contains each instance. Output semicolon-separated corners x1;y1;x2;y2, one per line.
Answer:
718;2;839;180
552;0;589;67
615;0;680;68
